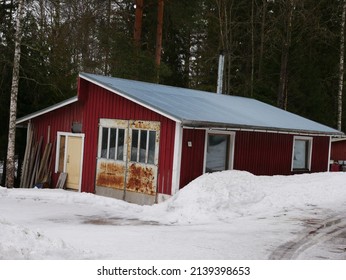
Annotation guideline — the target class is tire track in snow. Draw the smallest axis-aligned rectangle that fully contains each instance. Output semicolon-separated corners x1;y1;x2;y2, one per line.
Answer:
269;215;346;260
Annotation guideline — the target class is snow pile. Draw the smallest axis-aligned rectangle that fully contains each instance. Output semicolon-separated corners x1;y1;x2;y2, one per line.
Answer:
0;218;93;260
1;171;346;259
145;171;346;224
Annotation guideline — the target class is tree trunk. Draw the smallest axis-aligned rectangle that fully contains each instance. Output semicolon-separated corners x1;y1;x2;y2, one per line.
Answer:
5;0;25;188
134;0;144;48
258;0;267;81
155;0;164;82
250;0;255;97
277;0;294;110
337;0;346;131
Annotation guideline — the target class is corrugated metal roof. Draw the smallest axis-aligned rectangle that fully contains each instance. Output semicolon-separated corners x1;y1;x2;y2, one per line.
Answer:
80;73;342;136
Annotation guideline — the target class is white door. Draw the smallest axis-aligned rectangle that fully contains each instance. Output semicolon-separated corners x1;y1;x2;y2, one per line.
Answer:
56;133;84;191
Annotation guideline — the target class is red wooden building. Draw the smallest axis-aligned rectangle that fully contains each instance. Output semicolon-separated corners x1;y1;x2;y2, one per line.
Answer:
16;73;343;204
330;138;346;171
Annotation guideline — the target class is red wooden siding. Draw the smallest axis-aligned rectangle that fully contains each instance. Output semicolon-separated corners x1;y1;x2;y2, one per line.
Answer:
179;130;331;188
331;140;346;161
80;80;176;195
234;132;330;175
234;131;293;175
179;128;205;188
31;102;84;187
30;78;176;195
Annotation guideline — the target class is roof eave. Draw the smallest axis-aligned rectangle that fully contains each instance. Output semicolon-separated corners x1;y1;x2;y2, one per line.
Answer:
16;96;78;125
181;120;344;136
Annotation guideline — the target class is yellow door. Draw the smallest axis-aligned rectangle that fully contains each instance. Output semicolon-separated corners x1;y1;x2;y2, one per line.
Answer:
65;136;83;190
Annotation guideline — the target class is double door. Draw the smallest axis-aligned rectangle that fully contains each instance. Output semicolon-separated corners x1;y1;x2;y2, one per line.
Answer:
96;119;160;202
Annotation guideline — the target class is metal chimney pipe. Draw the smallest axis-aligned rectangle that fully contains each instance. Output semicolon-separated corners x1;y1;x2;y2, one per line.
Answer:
217;50;225;94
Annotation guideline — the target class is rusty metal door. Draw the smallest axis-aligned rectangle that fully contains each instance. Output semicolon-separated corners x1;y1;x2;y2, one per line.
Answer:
96;119;160;201
126;120;160;196
96;119;128;194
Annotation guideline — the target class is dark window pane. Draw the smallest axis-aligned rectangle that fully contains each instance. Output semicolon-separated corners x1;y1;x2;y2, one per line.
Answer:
131;129;139;162
117;129;125;161
101;127;108;158
139;130;148;163
109;128;117;159
148;131;156;164
205;134;229;172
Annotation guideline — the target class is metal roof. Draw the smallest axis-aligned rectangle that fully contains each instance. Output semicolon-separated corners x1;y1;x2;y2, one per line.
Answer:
80;73;342;136
16;96;78;125
16;72;343;136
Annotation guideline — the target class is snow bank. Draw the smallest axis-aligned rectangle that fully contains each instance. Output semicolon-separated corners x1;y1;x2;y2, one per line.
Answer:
144;171;346;224
0;218;93;260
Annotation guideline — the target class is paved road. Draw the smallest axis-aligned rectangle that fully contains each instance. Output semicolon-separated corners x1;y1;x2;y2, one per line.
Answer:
269;214;346;259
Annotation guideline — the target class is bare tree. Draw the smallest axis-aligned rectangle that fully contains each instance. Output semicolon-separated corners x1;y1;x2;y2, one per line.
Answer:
134;0;144;48
337;0;346;131
155;0;164;82
5;0;25;188
277;0;294;110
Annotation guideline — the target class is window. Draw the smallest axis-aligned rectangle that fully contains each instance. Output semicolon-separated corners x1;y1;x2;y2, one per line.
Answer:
99;127;125;161
205;133;232;173
292;137;312;171
130;129;156;164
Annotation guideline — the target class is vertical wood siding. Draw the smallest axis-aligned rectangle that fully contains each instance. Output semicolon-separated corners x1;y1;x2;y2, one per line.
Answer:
31;102;84;187
234;132;330;175
234;131;293;175
310;136;330;171
331;140;346;161
179;129;331;189
179;128;205;188
31;79;176;195
80;80;176;195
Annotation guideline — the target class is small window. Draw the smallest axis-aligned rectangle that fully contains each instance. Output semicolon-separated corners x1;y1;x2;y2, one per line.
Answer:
99;127;125;161
292;137;312;171
130;129;156;165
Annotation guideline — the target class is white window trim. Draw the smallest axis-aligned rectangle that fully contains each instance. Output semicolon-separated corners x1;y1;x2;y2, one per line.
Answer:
55;132;85;173
203;130;235;173
291;136;313;171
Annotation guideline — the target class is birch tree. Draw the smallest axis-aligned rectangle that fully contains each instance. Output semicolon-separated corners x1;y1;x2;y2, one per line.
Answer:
5;0;25;188
337;0;346;131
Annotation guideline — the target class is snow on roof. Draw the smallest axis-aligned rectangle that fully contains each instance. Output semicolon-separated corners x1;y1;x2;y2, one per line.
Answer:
80;73;342;135
16;72;342;136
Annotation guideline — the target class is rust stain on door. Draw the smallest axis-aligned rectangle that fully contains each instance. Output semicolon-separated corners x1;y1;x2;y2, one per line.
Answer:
126;163;156;195
96;161;125;189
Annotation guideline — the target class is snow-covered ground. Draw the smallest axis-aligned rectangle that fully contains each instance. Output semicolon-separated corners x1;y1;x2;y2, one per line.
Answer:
1;170;346;260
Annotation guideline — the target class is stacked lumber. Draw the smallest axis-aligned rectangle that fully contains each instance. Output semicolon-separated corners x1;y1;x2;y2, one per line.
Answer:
20;124;53;188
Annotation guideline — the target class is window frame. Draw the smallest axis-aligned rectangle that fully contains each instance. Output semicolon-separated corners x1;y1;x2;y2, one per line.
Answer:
98;126;126;162
203;130;235;173
55;132;85;174
130;128;157;165
291;136;313;172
